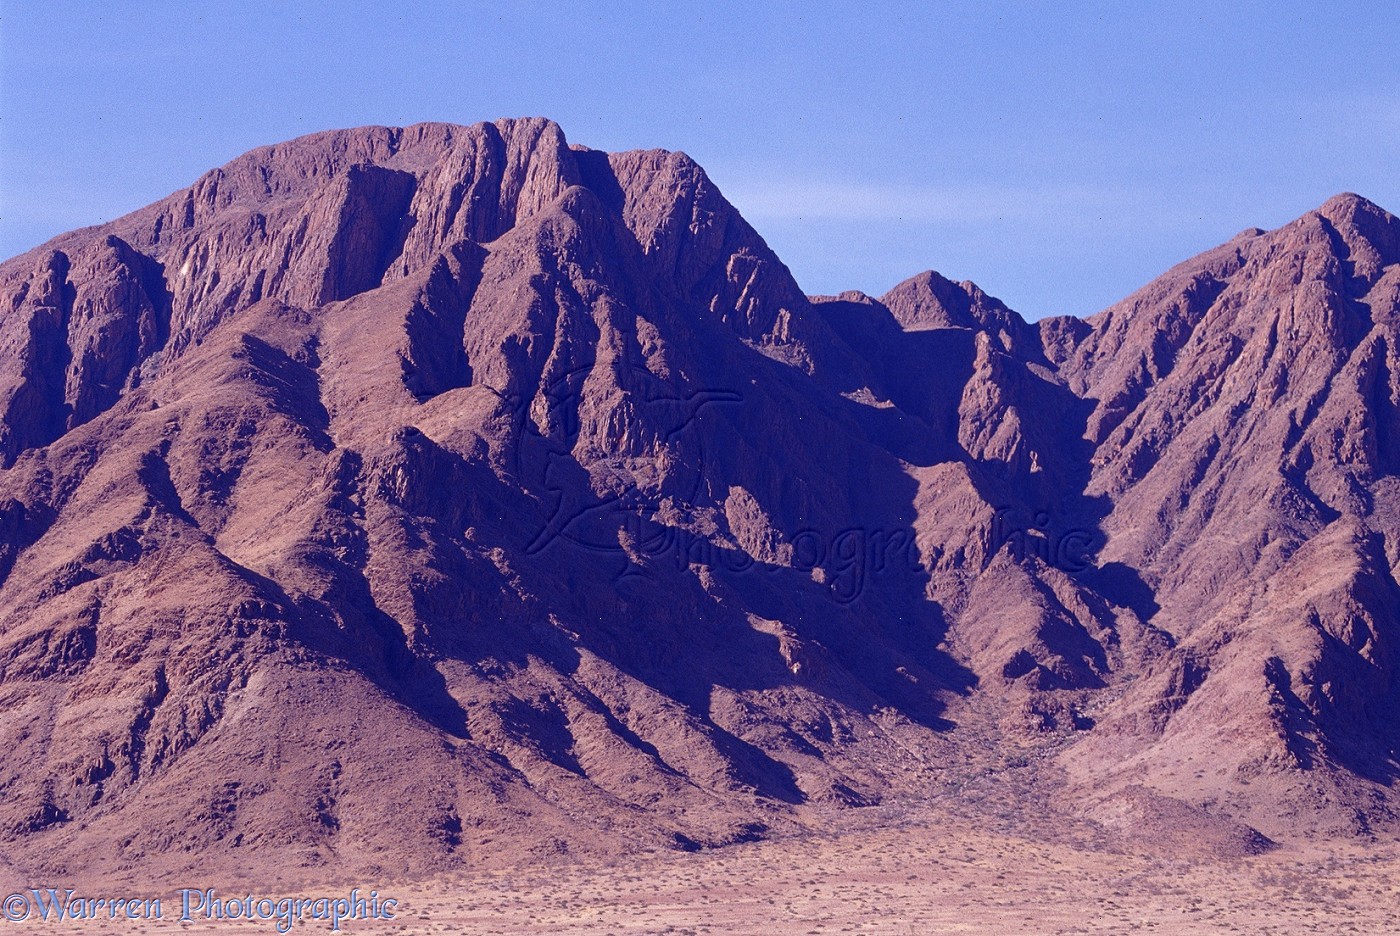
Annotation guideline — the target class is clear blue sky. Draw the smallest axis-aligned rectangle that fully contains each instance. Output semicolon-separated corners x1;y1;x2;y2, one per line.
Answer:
2;1;1397;319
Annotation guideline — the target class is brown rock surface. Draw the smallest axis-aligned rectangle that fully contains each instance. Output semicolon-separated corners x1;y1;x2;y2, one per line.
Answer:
1;120;1397;884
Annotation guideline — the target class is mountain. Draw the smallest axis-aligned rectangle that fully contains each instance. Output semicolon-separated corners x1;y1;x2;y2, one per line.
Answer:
0;118;1396;883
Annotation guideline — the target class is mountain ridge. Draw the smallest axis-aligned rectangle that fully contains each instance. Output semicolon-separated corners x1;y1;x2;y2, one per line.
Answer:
1;118;1398;883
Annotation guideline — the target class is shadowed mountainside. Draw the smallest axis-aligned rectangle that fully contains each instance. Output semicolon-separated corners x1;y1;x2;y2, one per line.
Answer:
1;118;1397;882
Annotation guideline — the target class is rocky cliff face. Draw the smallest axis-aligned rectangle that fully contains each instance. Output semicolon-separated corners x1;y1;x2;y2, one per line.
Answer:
0;119;1397;882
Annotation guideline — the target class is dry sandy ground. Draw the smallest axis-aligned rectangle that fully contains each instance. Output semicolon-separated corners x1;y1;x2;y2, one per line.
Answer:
8;817;1397;935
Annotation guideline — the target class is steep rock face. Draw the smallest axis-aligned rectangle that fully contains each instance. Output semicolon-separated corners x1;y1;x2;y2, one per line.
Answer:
1052;195;1400;833
0;120;954;882
599;149;810;344
0;237;170;467
1;120;1399;880
1;118;810;470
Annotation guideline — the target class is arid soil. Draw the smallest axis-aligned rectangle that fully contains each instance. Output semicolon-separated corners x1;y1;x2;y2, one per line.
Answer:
30;818;1400;935
397;826;1400;936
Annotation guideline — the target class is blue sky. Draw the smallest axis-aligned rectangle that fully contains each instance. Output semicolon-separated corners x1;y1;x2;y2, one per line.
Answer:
2;1;1397;319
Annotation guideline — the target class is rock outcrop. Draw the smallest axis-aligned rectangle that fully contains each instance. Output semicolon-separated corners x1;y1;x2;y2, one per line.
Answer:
1;120;1397;882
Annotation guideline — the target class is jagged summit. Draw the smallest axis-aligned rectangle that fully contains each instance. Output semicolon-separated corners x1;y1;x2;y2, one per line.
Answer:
0;118;809;468
1;122;1398;883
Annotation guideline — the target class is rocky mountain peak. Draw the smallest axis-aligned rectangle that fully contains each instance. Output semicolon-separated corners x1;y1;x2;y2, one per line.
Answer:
1;122;1398;881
